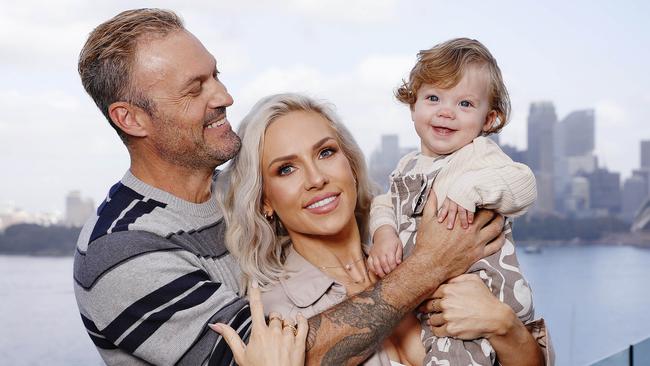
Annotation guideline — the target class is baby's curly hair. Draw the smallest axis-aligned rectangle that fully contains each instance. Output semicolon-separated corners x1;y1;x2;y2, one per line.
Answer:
396;38;511;135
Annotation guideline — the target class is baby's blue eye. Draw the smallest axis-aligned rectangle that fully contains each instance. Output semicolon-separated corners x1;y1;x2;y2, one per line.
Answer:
427;95;439;102
460;100;472;107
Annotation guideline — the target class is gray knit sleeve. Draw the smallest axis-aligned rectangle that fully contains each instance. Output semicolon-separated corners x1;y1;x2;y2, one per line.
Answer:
74;231;250;366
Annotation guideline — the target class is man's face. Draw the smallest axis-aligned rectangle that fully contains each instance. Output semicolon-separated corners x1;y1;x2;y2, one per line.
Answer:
131;30;241;169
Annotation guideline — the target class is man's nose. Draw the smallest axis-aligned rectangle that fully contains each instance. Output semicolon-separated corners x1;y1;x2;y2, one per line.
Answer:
207;80;234;109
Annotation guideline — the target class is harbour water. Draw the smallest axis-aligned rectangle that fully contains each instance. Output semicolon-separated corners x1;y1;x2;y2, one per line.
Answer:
1;245;649;365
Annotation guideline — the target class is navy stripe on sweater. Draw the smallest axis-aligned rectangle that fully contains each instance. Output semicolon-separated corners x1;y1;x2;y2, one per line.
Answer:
119;281;222;353
90;184;166;243
102;270;211;342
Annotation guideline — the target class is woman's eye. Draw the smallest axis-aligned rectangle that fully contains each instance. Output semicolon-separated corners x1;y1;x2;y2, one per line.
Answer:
278;165;295;176
319;148;335;159
460;100;472;107
427;95;439;102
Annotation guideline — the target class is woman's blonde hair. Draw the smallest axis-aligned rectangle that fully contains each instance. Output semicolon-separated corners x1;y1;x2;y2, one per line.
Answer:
396;37;511;135
224;93;376;288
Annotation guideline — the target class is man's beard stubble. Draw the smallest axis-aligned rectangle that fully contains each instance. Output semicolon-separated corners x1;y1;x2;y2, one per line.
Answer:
151;111;242;171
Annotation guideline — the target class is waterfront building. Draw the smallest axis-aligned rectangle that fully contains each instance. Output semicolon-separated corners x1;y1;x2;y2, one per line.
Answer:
368;134;417;192
64;191;95;227
527;102;556;215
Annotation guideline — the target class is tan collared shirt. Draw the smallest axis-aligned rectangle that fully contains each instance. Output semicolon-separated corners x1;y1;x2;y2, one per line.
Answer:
261;246;393;366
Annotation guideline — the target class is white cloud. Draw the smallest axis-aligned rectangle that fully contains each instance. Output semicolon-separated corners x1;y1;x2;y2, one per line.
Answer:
230;53;417;159
287;0;398;23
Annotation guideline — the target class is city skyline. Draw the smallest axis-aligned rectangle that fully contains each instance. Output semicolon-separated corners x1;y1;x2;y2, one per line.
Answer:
2;0;649;213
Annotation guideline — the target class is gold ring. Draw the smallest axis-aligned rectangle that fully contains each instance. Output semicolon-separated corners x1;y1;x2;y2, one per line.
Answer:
283;323;298;336
268;314;282;323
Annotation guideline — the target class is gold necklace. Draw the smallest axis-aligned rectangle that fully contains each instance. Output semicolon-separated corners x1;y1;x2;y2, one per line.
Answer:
318;257;365;271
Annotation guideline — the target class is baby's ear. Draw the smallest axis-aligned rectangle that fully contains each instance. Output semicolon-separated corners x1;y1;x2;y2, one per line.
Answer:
483;110;498;132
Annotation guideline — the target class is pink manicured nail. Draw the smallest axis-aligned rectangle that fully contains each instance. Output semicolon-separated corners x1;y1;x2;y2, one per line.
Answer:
209;323;224;332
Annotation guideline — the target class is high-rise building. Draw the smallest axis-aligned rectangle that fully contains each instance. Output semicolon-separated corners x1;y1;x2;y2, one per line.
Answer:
641;140;650;170
622;173;649;222
368;135;417;192
527;102;556;173
561;109;595;157
582;168;621;216
553;109;596;213
565;176;590;214
65;191;95;227
527;102;557;214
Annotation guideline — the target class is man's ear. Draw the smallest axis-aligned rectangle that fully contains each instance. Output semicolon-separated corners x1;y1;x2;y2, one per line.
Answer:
483;110;498;132
108;102;149;138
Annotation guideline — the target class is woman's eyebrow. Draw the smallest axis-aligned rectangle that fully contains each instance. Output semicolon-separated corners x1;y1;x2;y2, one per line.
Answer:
266;137;335;168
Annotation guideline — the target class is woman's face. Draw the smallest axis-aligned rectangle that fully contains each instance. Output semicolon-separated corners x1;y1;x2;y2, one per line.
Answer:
261;110;358;241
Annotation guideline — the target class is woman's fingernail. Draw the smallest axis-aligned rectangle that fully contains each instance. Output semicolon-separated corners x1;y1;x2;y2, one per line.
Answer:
251;279;259;289
209;323;224;332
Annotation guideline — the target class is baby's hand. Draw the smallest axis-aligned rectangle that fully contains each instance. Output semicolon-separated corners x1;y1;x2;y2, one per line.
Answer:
437;197;474;230
368;225;403;278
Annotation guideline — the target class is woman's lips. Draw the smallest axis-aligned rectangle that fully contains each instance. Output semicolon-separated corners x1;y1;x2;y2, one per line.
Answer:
304;193;340;214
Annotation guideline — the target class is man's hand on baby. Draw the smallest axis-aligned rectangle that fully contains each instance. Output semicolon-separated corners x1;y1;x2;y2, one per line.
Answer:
368;225;403;278
437;197;474;229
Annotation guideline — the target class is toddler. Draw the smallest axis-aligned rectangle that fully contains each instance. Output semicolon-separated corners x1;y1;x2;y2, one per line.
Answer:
368;38;537;365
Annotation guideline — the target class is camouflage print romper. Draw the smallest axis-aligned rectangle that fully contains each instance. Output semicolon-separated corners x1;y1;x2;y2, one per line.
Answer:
389;154;534;366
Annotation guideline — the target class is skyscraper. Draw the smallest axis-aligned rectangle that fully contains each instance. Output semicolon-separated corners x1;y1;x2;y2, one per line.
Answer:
622;173;648;222
583;168;621;216
65;191;95;227
641;140;650;170
553;109;596;213
561;109;595;157
527;102;557;214
368;135;417;192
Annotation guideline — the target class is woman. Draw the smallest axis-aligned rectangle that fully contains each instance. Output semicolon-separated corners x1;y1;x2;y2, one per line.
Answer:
219;93;551;365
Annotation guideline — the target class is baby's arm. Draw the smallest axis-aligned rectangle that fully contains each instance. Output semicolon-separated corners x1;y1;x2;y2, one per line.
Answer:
369;192;402;278
448;140;537;217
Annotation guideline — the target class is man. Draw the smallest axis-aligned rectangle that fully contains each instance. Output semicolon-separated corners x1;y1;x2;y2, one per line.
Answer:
73;8;522;365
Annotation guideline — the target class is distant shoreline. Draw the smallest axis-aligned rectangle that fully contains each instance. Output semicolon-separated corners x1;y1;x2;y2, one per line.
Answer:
519;232;650;249
2;232;649;257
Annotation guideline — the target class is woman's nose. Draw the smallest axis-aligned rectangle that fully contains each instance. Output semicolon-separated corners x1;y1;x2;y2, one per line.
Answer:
304;163;328;190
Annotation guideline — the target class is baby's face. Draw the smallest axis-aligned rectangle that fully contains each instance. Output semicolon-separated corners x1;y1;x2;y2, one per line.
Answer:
411;64;496;157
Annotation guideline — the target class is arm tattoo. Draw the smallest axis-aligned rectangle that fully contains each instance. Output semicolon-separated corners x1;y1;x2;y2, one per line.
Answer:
309;281;405;365
306;314;321;352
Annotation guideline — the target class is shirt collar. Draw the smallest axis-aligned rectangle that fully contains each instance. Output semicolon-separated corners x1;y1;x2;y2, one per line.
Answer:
279;246;344;307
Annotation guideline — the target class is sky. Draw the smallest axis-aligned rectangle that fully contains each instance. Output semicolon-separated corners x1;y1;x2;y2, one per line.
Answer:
1;0;649;214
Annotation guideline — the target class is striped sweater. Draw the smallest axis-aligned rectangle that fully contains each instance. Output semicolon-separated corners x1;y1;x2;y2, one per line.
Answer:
73;171;249;365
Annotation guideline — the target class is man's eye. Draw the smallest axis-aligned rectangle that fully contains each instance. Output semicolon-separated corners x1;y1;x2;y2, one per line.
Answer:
427;95;439;102
319;148;335;159
278;165;295;176
460;100;472;107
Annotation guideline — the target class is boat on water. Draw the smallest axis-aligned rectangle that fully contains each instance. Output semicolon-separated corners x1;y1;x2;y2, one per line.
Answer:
523;245;542;254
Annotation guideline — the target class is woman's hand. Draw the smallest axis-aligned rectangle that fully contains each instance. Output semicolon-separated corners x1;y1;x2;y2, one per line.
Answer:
209;281;308;366
419;273;513;340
